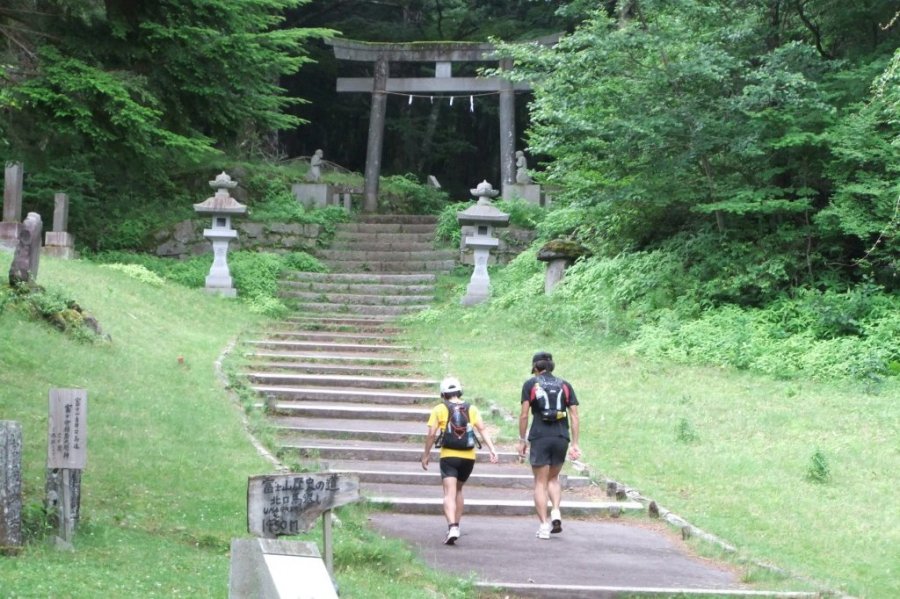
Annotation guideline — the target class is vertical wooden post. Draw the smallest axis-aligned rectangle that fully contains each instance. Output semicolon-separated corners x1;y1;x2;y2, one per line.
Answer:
322;509;334;575
47;389;87;547
364;56;389;213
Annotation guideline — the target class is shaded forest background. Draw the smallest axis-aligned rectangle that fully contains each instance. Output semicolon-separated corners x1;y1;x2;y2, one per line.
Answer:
1;0;898;380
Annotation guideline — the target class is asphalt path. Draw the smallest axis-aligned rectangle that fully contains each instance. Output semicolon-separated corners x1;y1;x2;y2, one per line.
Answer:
368;513;745;592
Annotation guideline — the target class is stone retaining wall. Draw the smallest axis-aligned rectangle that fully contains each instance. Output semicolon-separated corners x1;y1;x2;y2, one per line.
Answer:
153;220;321;259
459;225;536;266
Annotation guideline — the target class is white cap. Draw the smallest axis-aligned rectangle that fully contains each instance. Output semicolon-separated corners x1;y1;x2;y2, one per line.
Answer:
440;376;463;396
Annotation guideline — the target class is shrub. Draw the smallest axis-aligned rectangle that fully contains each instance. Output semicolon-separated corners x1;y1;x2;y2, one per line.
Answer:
379;174;448;214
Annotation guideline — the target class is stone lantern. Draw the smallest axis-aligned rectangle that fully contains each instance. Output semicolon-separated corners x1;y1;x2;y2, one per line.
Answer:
536;239;592;294
193;172;247;297
457;180;509;305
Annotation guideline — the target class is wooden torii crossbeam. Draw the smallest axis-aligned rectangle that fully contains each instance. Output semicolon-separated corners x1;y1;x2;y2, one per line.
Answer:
327;37;558;212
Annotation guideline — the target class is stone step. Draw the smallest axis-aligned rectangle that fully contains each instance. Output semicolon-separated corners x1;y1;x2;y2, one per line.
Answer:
278;291;435;306
245;339;409;354
279;281;436;296
353;214;438;225
245;351;419;366
280;302;432;316
281;272;437;284
246;361;416;377
330;240;437;252
279;440;521;464
337;223;437;234
255;385;433;404
281;315;400;332
268;401;430;421
363;494;642;517
323;260;456;273
246;372;437;390
333;231;437;244
261;330;407;344
316;249;455;262
313;458;594;489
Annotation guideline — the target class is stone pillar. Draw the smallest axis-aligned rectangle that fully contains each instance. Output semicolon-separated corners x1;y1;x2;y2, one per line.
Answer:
52;193;69;232
0;162;24;248
45;193;76;259
0;421;23;551
363;56;389;213
498;59;516;185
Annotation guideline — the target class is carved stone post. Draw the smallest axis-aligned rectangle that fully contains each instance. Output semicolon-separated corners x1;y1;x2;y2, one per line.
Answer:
0;162;24;248
0;421;23;551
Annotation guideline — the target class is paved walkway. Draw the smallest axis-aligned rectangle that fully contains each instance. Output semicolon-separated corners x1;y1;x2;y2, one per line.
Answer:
370;513;746;595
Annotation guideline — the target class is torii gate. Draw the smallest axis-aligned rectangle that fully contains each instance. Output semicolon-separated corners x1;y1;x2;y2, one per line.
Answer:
327;37;557;212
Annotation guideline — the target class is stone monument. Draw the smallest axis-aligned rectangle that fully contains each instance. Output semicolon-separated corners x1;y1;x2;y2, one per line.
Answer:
515;150;532;184
44;193;76;259
0;420;23;551
502;150;543;205
457;180;509;305
292;149;333;208
8;212;42;287
193;172;247;297
306;149;324;182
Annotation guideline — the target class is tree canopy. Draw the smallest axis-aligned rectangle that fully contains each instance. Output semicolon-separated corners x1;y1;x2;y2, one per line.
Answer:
0;0;332;248
496;0;899;297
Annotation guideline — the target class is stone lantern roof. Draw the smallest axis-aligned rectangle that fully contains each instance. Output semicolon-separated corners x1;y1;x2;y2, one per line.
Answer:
193;172;247;215
457;180;509;227
536;239;592;262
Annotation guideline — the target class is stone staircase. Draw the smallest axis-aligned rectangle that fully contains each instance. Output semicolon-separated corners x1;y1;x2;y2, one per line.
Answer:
232;214;821;597
243;213;639;516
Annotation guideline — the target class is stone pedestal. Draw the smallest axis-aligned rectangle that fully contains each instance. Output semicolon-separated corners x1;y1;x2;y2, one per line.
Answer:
461;239;499;305
543;258;570;293
537;239;592;294
0;222;19;250
502;183;543;205
44;232;76;259
204;231;238;297
292;183;333;209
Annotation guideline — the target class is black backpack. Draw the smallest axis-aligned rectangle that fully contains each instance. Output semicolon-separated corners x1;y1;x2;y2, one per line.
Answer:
436;400;481;450
534;375;569;422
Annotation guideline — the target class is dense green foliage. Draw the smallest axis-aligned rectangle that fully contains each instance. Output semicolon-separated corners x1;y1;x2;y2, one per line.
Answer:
87;249;328;317
496;1;899;295
0;0;332;250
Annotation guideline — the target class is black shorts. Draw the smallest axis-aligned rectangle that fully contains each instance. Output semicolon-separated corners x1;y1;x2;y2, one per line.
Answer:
440;457;475;481
529;436;569;467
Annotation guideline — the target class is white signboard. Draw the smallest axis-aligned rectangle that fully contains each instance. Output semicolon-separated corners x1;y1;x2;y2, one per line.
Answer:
47;388;87;469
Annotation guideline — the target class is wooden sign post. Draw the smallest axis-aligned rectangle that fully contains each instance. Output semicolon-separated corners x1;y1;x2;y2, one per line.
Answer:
247;473;360;574
47;389;87;545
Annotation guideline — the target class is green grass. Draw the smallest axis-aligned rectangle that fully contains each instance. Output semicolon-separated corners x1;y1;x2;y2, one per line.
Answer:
400;286;900;599
0;252;469;598
4;251;897;598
